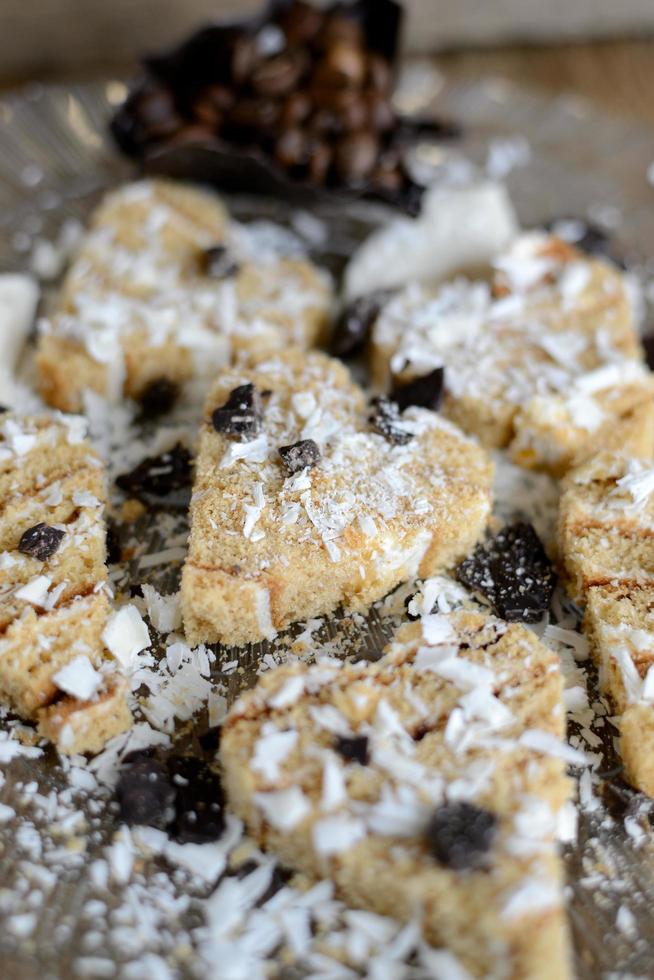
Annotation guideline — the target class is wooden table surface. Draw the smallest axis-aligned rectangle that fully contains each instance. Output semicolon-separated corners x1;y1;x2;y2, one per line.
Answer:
437;40;654;126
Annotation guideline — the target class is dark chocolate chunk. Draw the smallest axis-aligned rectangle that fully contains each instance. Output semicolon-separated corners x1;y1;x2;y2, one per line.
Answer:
0;405;8;414
427;801;497;870
115;750;226;842
201;244;240;279
211;383;263;439
198;727;222;753
111;83;182;155
122;747;158;766
335;734;369;765
395;115;463;143
138;378;179;418
642;333;654;370
278;438;321;474
393;179;425;218
330;289;394;358
574;222;614;258
116;757;176;830
545;217;614;259
403;591;421;621
391;367;445;413
106;521;121;565
18;523;65;562
168;756;225;844
369;396;412;446
134;87;181;139
116;443;193;497
411;722;434;742
456;522;556;623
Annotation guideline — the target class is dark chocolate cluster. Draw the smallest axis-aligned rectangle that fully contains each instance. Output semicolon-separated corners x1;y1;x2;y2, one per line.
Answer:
427;801;497;870
18;523;65;562
116;443;193;498
456;522;557;624
111;0;458;212
117;749;225;843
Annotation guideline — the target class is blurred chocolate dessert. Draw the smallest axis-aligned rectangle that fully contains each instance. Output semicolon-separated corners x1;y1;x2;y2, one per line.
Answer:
110;0;459;212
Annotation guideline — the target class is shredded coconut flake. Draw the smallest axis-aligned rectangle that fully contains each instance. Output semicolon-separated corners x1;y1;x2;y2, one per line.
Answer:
52;655;103;701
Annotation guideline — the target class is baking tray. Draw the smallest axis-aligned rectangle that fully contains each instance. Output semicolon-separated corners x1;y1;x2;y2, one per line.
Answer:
1;68;654;979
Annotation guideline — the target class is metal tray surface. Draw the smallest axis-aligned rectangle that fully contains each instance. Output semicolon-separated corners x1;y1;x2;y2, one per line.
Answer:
1;70;654;979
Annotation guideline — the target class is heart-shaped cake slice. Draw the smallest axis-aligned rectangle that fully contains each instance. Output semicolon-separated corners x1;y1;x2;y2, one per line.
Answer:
370;231;650;474
0;412;133;752
37;179;332;413
181;349;493;647
559;450;654;795
221;611;575;979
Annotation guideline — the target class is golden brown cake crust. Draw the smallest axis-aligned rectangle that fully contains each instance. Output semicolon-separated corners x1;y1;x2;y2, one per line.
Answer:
559;450;654;795
222;611;573;980
371;231;650;474
38;676;132;755
36;179;332;412
0;413;132;751
181;348;493;647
